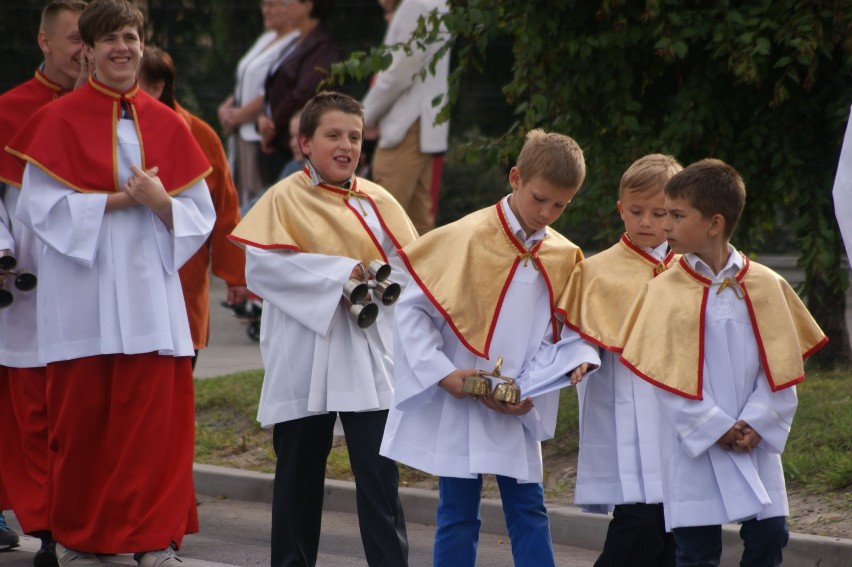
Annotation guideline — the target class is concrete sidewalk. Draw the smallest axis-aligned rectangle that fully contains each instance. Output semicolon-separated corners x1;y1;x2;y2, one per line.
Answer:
194;463;852;567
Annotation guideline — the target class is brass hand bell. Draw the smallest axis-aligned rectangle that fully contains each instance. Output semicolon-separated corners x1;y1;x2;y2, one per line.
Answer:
462;356;522;404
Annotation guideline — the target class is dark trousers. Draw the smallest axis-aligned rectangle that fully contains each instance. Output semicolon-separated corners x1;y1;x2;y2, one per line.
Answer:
594;503;676;567
672;516;788;567
270;411;408;567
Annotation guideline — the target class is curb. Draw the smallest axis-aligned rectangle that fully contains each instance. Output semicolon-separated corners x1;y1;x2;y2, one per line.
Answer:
193;463;852;566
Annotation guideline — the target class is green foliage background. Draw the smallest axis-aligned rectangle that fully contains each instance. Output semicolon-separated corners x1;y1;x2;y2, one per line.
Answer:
2;1;851;363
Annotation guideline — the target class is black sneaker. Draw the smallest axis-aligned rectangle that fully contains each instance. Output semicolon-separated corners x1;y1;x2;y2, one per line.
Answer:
0;512;20;550
34;538;58;567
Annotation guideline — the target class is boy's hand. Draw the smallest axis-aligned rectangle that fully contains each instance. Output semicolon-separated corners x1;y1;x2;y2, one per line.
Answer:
438;369;478;399
125;166;173;228
480;395;534;416
569;362;593;385
734;420;762;452
716;422;744;451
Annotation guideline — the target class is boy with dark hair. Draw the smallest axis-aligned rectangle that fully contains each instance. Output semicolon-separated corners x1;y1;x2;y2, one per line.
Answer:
8;1;216;565
230;90;414;567
138;46;249;367
0;2;87;565
560;154;681;566
618;158;827;566
380;129;599;566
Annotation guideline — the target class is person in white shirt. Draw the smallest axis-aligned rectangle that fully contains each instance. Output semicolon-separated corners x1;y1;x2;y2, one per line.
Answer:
558;154;682;566
618;159;827;566
230;91;416;567
218;0;299;203
8;1;216;565
381;129;600;567
362;0;450;234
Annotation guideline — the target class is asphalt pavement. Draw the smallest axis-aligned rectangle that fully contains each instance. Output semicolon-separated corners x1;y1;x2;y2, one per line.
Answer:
2;275;849;566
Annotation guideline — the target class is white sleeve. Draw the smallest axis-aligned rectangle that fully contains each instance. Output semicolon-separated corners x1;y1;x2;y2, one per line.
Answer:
154;179;216;273
0;185;14;250
16;164;107;268
245;246;360;337
519;325;601;399
738;367;797;454
390;281;458;410
832;103;852;258
655;381;737;459
362;0;446;126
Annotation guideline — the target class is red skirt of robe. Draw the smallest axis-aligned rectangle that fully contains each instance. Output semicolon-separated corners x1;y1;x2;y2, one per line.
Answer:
0;365;50;534
46;353;198;553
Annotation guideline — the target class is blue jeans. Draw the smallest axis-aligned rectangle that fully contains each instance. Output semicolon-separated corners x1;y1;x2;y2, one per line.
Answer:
433;475;555;567
672;516;789;567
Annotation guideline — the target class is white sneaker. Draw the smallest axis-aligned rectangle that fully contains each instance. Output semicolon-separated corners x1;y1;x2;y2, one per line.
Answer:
56;543;101;566
136;547;183;567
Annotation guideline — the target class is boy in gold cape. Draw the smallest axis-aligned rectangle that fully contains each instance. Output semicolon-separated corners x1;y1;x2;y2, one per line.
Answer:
618;158;826;565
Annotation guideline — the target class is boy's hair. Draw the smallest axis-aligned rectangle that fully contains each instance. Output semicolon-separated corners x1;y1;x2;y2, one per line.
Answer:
41;0;88;33
665;158;746;238
299;91;364;138
79;0;144;47
619;154;682;198
138;45;176;109
515;129;585;191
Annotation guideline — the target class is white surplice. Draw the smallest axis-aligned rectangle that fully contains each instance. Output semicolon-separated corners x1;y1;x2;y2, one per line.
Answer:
655;247;796;530
381;199;600;483
15;119;215;364
574;241;669;511
0;185;42;367
248;197;410;427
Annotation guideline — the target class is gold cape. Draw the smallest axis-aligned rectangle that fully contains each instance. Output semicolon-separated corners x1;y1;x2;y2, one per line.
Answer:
617;255;827;399
229;169;418;263
558;234;676;350
400;202;584;359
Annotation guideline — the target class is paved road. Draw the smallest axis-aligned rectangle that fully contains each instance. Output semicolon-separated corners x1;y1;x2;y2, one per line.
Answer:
0;496;600;566
193;278;263;379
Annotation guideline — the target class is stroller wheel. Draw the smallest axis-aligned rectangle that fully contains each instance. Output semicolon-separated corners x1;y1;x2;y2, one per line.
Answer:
247;320;261;341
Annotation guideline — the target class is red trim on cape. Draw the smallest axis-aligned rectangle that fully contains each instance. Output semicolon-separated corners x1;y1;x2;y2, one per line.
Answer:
400;201;561;359
314;173;407;256
495;203;561;344
345;198;390;263
227;234;301;252
397;247;488;358
562;317;621;352
620;234;676;277
619;354;703;400
7;77;211;194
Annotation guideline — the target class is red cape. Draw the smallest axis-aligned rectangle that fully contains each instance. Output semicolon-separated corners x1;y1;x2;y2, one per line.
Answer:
6;77;211;194
0;70;64;187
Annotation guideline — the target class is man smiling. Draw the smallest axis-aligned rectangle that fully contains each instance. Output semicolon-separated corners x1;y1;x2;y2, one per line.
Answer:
7;1;215;566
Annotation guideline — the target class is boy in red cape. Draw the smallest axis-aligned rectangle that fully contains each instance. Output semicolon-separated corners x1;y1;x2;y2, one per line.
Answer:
0;2;87;565
7;1;215;565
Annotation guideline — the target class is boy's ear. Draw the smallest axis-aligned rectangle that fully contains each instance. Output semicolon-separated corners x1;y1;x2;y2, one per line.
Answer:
708;213;726;237
508;166;521;191
616;200;623;216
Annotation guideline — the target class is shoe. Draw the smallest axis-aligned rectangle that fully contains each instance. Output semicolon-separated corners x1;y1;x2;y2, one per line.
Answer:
55;543;101;566
136;546;182;567
34;538;59;567
0;512;20;550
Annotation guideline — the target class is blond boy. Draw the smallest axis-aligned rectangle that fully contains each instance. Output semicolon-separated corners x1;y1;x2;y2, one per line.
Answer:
559;154;681;566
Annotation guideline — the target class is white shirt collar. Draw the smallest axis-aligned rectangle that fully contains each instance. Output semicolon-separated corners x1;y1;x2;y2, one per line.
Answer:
643;241;669;262
501;195;546;248
305;160;353;189
685;244;743;281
